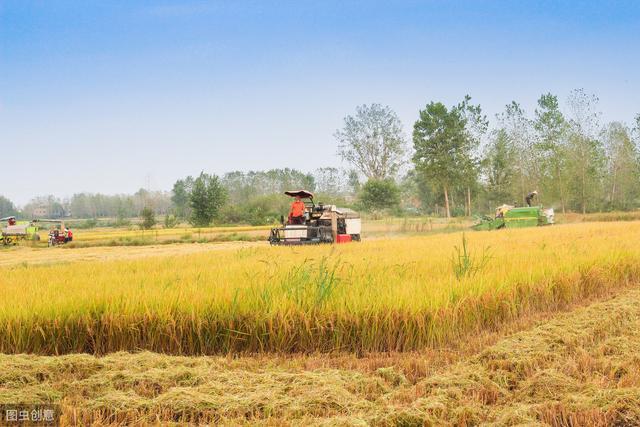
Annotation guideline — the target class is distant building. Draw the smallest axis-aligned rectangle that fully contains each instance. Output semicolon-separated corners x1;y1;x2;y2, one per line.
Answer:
32;206;48;218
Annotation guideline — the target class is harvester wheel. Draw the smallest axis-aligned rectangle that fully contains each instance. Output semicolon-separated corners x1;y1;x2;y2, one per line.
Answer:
268;229;280;246
318;227;333;243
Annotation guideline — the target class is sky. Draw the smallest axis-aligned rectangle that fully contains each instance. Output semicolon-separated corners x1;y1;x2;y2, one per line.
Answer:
1;0;639;206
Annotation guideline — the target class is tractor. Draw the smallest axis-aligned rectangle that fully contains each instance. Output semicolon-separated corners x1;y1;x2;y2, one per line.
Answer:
42;219;70;247
269;190;361;245
1;216;41;245
472;205;554;231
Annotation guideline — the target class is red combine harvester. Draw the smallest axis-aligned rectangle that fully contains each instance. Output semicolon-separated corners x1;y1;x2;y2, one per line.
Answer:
269;190;361;245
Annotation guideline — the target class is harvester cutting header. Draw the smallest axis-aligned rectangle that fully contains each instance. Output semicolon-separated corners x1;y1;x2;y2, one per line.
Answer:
269;190;361;245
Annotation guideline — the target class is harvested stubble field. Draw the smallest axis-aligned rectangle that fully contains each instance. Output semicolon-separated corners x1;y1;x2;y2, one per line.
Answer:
2;221;640;425
1;286;639;425
72;225;272;242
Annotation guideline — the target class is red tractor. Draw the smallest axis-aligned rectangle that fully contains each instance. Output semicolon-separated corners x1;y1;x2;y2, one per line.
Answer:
47;229;67;246
44;220;72;247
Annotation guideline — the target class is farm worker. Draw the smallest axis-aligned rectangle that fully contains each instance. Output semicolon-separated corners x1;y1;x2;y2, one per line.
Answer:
67;228;73;242
525;190;538;207
495;205;508;218
288;196;306;224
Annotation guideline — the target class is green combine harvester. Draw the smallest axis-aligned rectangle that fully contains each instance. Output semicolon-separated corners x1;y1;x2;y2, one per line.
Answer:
472;205;554;231
1;216;41;245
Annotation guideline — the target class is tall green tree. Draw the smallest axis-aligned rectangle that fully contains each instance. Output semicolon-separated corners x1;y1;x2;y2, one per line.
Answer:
481;129;518;208
533;93;569;211
171;176;194;219
413;101;471;218
565;89;605;214
602;122;640;210
496;102;535;204
457;96;488;216
335;104;407;180
190;172;228;227
0;196;17;218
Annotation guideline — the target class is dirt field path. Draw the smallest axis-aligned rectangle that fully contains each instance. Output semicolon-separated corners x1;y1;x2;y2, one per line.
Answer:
0;240;267;267
1;286;638;425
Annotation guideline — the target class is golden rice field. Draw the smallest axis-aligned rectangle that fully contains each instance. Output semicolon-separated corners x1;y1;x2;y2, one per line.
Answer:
53;216;467;248
28;211;639;249
28;211;633;249
4;286;639;425
2;221;640;355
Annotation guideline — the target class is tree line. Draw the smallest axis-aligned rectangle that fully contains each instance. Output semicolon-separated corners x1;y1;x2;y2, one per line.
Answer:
3;88;638;226
335;90;640;218
3;168;359;226
170;168;358;226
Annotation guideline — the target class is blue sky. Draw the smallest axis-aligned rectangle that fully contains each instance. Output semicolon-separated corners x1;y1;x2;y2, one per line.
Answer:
1;0;639;205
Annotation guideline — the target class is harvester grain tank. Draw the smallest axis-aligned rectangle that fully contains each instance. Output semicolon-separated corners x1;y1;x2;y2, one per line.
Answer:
269;190;361;245
472;205;554;231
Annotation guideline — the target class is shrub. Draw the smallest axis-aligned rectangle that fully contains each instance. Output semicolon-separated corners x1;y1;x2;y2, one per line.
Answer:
359;179;401;212
164;214;179;229
140;207;156;230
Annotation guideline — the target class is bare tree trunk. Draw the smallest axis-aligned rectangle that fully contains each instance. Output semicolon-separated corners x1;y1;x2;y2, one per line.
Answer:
610;166;617;207
582;165;587;215
463;190;468;217
466;187;472;217
443;185;451;219
560;181;566;214
520;172;526;207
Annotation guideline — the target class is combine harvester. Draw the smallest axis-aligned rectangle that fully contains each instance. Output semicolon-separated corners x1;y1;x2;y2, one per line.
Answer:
269;190;361;245
1;216;40;245
472;205;554;230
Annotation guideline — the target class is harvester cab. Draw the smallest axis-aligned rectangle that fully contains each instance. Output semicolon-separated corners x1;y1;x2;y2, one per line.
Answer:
269;190;361;245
